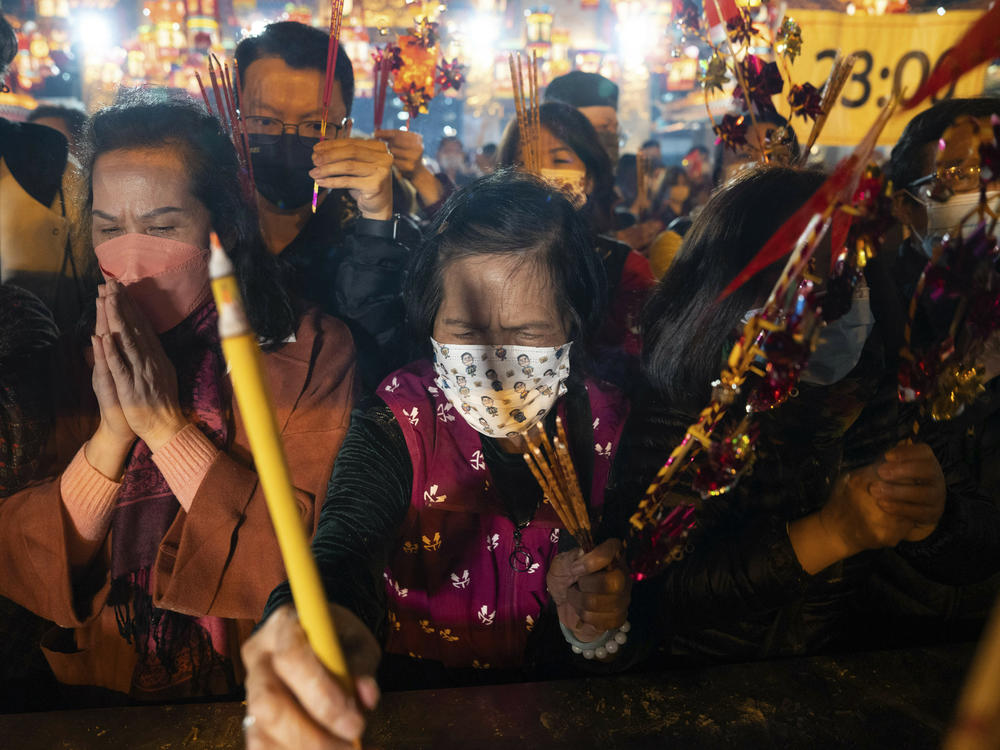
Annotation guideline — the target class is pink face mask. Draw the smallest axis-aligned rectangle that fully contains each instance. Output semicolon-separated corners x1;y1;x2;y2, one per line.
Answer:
95;233;211;333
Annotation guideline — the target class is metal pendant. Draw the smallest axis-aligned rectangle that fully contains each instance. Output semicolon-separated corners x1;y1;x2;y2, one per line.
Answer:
509;528;534;572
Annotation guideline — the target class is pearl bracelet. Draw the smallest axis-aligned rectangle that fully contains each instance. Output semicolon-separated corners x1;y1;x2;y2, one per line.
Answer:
559;620;630;660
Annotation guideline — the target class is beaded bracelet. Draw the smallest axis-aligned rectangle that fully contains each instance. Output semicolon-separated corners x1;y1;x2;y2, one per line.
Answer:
559;620;631;660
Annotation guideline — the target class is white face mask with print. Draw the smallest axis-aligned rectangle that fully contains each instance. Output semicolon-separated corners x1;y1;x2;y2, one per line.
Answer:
431;338;572;438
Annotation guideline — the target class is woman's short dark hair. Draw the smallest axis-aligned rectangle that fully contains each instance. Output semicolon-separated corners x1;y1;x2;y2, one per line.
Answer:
642;166;826;411
82;87;296;346
497;101;616;235
28;103;89;143
235;21;355;116
405;168;607;360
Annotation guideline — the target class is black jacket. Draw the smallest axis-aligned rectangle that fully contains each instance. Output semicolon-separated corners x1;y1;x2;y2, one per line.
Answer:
279;192;416;392
611;257;1000;661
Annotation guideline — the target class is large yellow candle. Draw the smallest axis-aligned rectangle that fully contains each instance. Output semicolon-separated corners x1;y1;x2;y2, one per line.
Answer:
208;233;350;687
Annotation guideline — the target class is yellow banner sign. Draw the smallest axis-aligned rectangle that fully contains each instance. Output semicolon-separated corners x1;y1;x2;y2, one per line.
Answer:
786;9;989;147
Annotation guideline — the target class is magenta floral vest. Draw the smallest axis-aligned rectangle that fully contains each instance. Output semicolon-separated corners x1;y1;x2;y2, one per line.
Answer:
378;359;628;669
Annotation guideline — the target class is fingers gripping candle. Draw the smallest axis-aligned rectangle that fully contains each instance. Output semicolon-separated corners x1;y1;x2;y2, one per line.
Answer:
208;233;351;687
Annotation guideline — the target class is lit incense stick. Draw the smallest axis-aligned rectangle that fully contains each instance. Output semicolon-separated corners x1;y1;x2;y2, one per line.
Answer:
372;48;392;132
312;0;346;214
208;233;351;690
523;420;594;551
508;52;541;174
801;53;858;162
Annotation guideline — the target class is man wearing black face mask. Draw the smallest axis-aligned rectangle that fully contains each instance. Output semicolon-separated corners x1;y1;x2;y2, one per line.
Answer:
236;22;412;390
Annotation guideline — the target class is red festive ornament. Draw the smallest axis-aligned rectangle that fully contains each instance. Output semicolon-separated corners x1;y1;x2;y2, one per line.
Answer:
788;82;823;121
714;113;748;149
732;55;783;116
435;57;465;92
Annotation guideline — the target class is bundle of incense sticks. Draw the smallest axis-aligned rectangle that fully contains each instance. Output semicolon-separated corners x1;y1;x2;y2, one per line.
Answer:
522;418;594;551
311;0;346;213
801;52;858;162
195;54;253;184
635;153;649;217
508;51;541;174
372;48;392;132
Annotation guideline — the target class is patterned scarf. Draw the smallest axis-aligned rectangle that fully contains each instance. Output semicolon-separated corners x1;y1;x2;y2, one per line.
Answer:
108;302;233;697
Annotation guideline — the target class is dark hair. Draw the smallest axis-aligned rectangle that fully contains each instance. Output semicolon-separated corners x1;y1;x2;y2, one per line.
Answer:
711;111;801;187
663;166;687;187
438;135;463;150
890;97;1000;192
497;101;616;234
405;168;607;360
0;16;15;78
235;21;355;116
641;139;660;151
83;87;296;346
28;103;89;143
436;135;466;160
479;143;497;157
642;166;826;410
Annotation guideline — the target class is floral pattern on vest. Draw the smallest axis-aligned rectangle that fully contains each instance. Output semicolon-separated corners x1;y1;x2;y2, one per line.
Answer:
379;359;628;669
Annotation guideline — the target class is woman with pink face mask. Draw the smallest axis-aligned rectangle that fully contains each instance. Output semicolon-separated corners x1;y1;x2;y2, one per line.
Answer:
497;102;656;389
0;88;357;701
239;171;639;750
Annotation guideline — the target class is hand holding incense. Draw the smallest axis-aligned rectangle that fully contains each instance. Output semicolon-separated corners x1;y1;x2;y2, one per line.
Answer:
208;233;352;691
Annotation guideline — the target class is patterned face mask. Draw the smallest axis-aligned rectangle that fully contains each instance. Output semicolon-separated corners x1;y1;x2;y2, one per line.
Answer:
540;168;588;209
430;338;572;438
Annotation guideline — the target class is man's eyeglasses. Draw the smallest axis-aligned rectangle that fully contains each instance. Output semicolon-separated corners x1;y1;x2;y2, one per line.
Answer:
907;164;982;203
245;116;348;146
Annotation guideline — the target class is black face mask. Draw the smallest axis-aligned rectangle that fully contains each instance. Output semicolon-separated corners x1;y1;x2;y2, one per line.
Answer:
250;133;319;210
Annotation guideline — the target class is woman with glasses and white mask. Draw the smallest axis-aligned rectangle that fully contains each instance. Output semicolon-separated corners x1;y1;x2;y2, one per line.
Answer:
891;99;1000;261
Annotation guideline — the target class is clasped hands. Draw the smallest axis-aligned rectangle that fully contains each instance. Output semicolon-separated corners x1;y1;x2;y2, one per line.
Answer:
87;279;187;479
791;441;947;574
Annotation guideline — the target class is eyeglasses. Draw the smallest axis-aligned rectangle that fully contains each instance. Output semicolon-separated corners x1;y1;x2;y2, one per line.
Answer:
908;164;982;203
245;116;348;146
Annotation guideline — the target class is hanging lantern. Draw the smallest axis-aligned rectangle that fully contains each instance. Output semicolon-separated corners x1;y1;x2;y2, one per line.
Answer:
525;10;552;44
